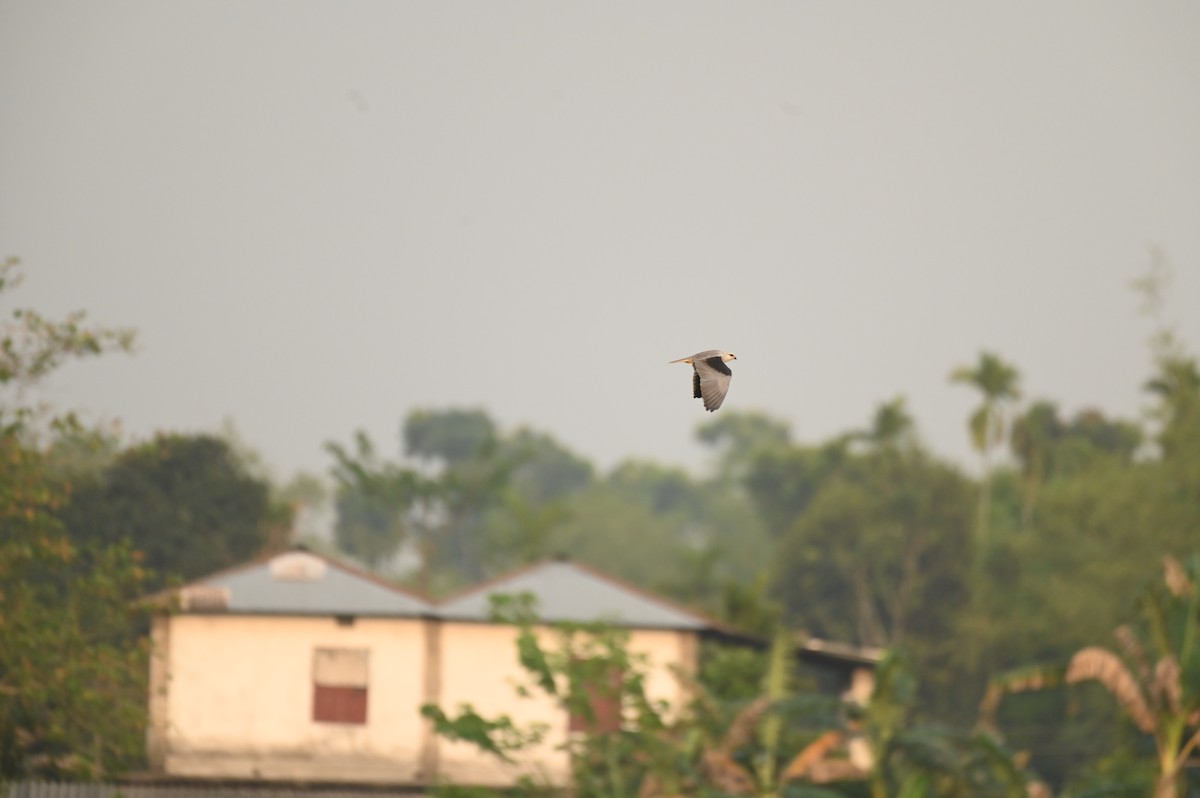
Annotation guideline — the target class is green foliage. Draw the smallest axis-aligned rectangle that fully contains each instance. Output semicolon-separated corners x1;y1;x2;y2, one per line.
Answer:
423;599;1036;798
1058;750;1156;798
56;433;275;588
326;430;416;569
405;407;498;465
308;270;1200;793
420;704;548;764
950;352;1022;456
328;409;529;591
697;410;792;480
0;258;135;432
950;351;1021;588
850;652;1032;798
0;260;149;780
0;498;151;779
328;410;770;600
858;396;917;451
769;444;972;710
986;555;1200;798
744;439;851;536
501;427;594;505
551;459;771;602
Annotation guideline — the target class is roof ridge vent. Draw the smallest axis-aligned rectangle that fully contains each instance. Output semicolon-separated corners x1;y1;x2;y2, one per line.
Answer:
269;551;328;582
181;585;231;611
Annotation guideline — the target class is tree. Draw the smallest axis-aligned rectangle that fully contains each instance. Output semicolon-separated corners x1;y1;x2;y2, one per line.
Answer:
57;433;276;587
501;427;593;505
763;403;972;710
0;485;150;780
950;351;1021;574
0;256;149;780
697;411;792;480
1145;356;1200;462
327;411;585;591
1011;402;1141;529
404;407;497;466
0;257;135;430
772;447;972;660
326;430;414;570
743;438;852;538
857;396;916;452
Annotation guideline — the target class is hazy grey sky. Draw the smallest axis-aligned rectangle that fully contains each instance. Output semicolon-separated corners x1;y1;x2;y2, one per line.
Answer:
3;2;1199;481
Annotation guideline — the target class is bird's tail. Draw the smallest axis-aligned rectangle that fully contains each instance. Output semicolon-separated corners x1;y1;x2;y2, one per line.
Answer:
669;357;694;364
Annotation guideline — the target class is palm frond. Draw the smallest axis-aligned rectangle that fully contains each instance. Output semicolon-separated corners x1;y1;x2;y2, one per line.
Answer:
779;730;844;782
1153;656;1181;714
718;695;772;755
1066;647;1155;733
702;750;757;795
891;726;961;773
1113;625;1151;686
1163;555;1193;598
979;663;1067;723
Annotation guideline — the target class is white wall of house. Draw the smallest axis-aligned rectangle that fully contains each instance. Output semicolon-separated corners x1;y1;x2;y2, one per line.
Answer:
151;614;430;784
435;622;569;787
433;622;698;788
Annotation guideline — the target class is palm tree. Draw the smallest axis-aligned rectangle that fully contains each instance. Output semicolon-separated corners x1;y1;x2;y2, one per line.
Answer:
1009;401;1061;530
949;352;1021;565
860;395;916;452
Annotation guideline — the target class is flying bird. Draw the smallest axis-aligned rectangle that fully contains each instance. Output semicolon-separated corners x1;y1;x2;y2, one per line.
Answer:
670;350;737;411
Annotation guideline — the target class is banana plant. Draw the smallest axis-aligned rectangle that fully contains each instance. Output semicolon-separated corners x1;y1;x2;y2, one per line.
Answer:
984;554;1200;798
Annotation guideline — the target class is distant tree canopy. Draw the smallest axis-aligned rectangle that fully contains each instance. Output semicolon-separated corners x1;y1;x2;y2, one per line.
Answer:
404;407;497;465
319;334;1200;792
57;433;276;587
8;251;1197;790
326;409;767;597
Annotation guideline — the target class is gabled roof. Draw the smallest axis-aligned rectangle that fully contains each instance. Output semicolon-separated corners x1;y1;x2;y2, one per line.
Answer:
436;558;714;631
178;549;433;617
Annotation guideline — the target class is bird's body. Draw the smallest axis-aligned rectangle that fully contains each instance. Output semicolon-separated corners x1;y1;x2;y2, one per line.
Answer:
670;350;737;411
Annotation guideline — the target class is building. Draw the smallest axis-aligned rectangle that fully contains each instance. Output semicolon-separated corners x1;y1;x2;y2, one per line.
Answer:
430;557;710;786
147;550;435;784
147;548;878;789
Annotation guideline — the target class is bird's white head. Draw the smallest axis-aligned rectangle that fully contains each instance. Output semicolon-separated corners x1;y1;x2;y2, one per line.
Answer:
723;352;737;362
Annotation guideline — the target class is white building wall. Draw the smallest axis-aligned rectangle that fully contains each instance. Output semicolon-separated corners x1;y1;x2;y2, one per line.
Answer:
435;623;569;787
156;614;429;783
151;612;700;788
433;622;698;788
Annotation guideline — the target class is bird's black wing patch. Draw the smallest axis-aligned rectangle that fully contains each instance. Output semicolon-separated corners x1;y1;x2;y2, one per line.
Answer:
693;370;702;399
704;356;732;376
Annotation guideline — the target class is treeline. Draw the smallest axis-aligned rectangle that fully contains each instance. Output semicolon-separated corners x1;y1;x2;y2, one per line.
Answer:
319;348;1197;787
2;255;1197;793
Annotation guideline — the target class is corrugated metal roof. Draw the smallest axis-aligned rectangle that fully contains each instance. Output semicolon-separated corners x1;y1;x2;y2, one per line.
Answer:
191;551;432;616
436;560;711;630
175;551;712;630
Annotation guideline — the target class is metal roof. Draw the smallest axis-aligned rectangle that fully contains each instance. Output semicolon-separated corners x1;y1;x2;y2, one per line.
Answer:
189;550;432;616
436;560;712;630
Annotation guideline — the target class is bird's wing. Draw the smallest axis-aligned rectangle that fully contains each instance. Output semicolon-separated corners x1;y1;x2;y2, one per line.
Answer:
693;356;733;411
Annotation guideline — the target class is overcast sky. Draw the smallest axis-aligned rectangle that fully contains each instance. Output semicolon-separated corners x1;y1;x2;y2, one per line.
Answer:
2;2;1199;482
